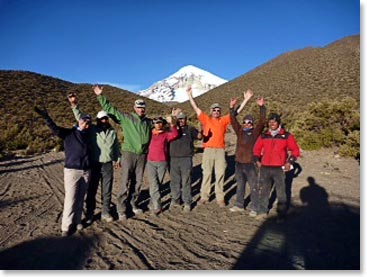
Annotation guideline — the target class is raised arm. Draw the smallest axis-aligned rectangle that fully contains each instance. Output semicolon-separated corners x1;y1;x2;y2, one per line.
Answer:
34;106;70;139
67;93;82;121
93;85;124;124
236;89;254;115
186;86;202;116
229;98;241;135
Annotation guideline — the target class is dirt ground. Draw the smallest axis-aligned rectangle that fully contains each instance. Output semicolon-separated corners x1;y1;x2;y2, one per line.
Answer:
0;132;360;270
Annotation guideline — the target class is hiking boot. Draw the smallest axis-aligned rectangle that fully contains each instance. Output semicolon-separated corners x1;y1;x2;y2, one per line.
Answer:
249;210;257;217
217;200;226;208
255;213;268;221
229;206;244;212
170;201;181;210
61;230;69;237
76;224;83;231
101;213;114;223
198;199;208;205
132;208;143;215
118;213;127;221
183;204;191;213
153;209;162;216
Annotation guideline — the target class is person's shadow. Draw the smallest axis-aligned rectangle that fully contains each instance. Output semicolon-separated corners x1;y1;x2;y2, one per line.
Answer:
232;176;359;270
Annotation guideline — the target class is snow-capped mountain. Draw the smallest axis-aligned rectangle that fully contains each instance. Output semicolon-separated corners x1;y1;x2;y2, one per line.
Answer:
138;65;227;103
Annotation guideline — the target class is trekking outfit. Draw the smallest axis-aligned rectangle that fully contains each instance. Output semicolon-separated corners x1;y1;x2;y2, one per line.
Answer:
97;95;152;217
169;124;200;208
147;126;178;213
72;106;120;220
253;128;300;217
198;112;230;203
230;105;266;210
44;116;91;234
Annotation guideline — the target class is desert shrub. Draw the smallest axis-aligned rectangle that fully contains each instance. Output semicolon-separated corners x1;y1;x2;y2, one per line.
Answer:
290;97;360;158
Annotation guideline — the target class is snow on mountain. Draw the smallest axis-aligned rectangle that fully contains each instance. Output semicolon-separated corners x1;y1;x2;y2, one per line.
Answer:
138;65;227;103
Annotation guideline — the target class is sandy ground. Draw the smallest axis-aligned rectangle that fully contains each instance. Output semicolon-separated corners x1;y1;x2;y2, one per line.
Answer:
0;132;360;270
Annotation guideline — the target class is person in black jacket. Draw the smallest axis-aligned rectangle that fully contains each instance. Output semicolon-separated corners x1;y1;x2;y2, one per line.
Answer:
35;106;92;237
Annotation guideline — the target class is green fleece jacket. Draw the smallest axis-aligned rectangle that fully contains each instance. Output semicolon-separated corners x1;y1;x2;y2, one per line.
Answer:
97;95;152;155
72;106;120;163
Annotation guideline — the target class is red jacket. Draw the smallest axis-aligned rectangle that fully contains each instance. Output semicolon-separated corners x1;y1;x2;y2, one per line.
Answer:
147;125;178;162
253;128;300;167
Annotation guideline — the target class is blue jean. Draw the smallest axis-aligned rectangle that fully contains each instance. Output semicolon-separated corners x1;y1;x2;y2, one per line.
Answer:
147;161;167;210
257;166;287;216
234;162;259;209
169;157;193;205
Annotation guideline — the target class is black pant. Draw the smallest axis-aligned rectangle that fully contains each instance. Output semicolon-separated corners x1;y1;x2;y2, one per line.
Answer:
86;161;113;216
257;166;287;216
234;162;258;209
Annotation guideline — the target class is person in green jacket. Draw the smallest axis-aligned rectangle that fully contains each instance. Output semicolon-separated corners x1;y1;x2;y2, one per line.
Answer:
68;93;121;224
93;85;152;221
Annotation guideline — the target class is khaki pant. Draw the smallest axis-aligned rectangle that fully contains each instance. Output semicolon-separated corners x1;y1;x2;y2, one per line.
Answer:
62;168;90;232
200;148;227;201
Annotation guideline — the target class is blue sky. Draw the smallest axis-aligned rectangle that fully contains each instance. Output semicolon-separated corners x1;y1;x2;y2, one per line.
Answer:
0;0;360;92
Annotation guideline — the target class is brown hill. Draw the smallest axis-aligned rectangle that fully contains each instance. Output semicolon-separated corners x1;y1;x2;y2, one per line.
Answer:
178;35;360;125
0;71;170;155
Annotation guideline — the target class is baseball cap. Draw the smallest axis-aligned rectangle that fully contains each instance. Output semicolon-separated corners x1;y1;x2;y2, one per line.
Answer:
134;99;146;108
96;111;109;119
243;114;254;123
176;112;186;119
80;114;92;121
210;103;221;110
153;117;164;124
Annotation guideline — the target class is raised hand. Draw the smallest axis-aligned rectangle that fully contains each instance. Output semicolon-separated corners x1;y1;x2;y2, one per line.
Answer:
244;89;253;100
34;106;49;119
67;92;77;106
230;97;237;109
256;97;265;106
186;86;192;97
171;107;182;117
93;85;103;95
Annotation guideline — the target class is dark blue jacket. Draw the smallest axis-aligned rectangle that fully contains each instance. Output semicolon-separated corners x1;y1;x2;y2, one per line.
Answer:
45;118;91;170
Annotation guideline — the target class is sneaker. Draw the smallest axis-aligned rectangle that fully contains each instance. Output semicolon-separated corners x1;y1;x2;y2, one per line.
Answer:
76;224;83;231
229;206;244;212
198;199;208;205
217;200;226;208
255;213;268;221
132;208;143;215
61;231;69;237
183;204;191;213
118;213;127;221
249;210;257;217
101;213;114;223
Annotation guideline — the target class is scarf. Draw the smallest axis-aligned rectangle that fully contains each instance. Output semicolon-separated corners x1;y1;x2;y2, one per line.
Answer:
270;125;281;137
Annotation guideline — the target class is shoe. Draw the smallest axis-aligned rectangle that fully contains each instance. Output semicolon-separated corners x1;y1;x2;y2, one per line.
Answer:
217;200;226;208
101;213;114;223
170;201;181;209
76;224;83;231
153;209;162;216
183;204;191;213
132;208;143;215
118;213;127;221
255;213;268;221
85;214;94;225
249;210;257;217
198;199;208;205
61;231;69;237
229;206;244;212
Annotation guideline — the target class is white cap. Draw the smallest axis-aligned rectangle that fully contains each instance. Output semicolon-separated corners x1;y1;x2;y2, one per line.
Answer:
96;111;109;119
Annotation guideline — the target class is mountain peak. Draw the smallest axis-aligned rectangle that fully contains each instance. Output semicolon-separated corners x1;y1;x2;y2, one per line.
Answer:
138;65;227;103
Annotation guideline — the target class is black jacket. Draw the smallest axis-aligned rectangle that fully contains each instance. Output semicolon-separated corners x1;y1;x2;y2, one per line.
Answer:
45;118;91;170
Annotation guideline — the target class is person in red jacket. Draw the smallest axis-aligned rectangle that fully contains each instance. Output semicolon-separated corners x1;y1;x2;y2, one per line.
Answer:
253;113;300;220
147;115;179;215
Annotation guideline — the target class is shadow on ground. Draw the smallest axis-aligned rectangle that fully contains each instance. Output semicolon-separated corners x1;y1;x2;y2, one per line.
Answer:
0;235;98;269
232;176;360;270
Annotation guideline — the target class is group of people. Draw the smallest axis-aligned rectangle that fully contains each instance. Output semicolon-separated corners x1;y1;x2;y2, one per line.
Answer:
34;85;300;237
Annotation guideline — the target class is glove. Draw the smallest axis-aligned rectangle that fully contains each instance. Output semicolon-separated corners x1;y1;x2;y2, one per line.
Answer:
34;106;50;119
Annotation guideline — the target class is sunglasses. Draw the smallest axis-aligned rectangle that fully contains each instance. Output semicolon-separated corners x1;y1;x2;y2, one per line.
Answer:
99;116;109;120
212;109;221;112
243;120;253;124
